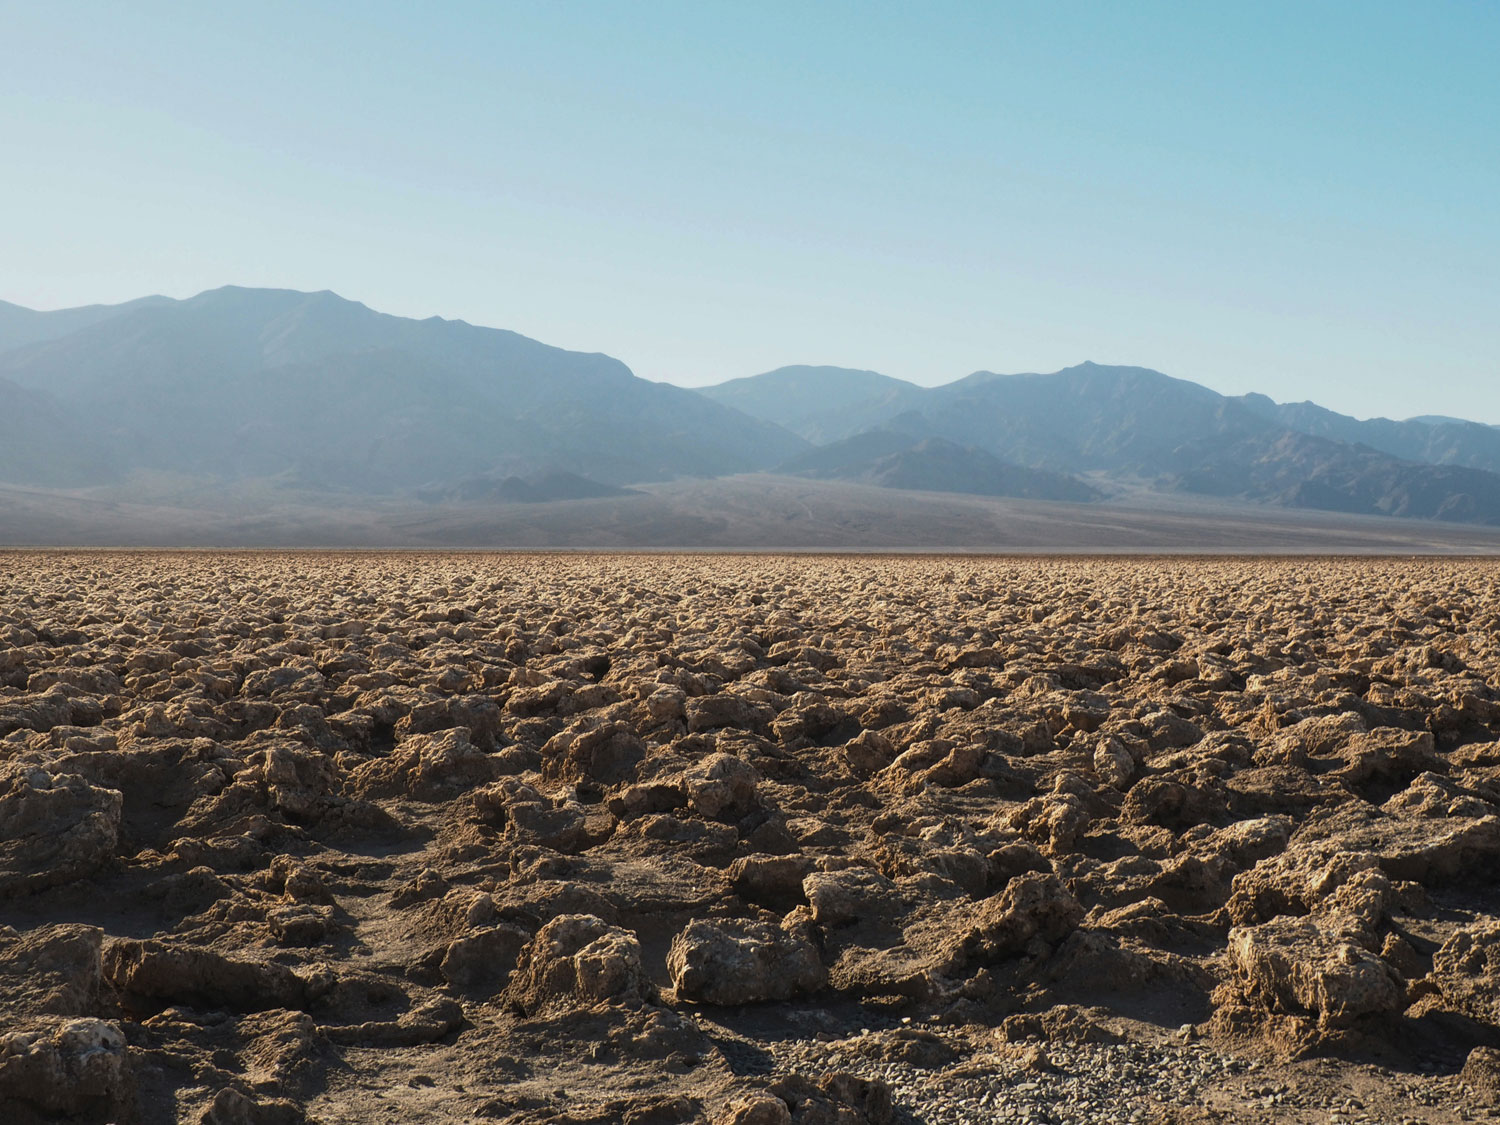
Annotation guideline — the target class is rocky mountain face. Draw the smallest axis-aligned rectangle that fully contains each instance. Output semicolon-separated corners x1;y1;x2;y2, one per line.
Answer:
704;362;1500;523
0;287;808;492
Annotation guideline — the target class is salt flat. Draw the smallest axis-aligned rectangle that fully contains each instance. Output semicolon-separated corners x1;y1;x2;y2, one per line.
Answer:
2;553;1498;1123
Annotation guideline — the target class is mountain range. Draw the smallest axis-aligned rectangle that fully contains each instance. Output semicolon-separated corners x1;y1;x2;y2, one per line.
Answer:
2;286;1499;543
0;287;805;491
703;362;1500;522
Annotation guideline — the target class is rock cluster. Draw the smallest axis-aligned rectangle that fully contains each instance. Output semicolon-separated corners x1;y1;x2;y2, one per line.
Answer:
2;552;1499;1122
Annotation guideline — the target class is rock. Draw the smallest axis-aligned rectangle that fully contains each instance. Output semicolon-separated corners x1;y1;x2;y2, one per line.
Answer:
0;688;76;737
1008;791;1092;853
803;868;899;927
199;1086;307;1125
681;753;761;820
818;1072;894;1124
1094;736;1136;788
0;1017;133;1119
0;924;103;1015
646;686;688;722
847;1026;960;1067
1121;774;1227;830
998;1005;1116;1044
506;794;589;854
267;903;335;946
668;918;826;1005
718;1095;792;1125
1141;711;1203;751
772;696;849;745
542;720;646;787
764;1072;894;1125
942;872;1083;969
987;841;1051;885
473;778;591;853
1462;1045;1500;1102
1334;727;1444;793
1264;712;1366;766
103;940;324;1013
508;915;654;1015
394;694;502;749
1414;921;1500;1025
15;547;1500;1119
1202;814;1294;868
440;924;531;990
1224;916;1404;1029
319;997;462;1047
686;694;775;735
1225;846;1383;926
839;730;894;776
236;1009;325;1093
345;726;495;800
730;855;815;909
0;764;121;896
1227;803;1500;925
1320;867;1393;930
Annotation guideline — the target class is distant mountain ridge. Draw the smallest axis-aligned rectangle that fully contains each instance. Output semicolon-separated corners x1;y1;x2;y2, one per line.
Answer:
700;361;1500;523
1233;393;1500;474
4;286;1500;531
0;294;174;351
0;286;807;490
699;365;927;443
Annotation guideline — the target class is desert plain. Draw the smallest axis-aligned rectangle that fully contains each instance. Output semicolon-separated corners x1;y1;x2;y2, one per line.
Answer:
3;551;1500;1124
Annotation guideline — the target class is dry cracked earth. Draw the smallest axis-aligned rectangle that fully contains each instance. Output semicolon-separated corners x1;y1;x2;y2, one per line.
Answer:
4;552;1500;1125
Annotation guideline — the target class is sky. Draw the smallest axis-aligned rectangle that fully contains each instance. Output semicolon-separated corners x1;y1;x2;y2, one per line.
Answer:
2;1;1497;421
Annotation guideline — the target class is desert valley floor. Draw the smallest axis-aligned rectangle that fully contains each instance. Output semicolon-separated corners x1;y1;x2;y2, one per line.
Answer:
3;552;1500;1124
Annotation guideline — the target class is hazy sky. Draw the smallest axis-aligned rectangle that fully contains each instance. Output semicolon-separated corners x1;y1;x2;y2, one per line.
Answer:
3;1;1497;420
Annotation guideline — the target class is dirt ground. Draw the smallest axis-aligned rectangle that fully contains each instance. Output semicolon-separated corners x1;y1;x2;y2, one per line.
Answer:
3;552;1499;1124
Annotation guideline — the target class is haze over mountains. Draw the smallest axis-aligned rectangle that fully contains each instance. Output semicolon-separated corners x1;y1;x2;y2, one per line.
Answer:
704;362;1500;523
0;287;805;492
3;285;1500;547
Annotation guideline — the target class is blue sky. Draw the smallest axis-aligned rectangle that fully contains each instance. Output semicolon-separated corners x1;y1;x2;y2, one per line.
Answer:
3;1;1496;419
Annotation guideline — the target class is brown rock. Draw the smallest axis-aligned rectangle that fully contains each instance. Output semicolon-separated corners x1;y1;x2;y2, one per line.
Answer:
0;764;121;897
668;918;826;1005
508;914;654;1016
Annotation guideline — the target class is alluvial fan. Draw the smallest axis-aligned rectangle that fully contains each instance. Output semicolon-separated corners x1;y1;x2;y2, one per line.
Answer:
0;552;1498;1124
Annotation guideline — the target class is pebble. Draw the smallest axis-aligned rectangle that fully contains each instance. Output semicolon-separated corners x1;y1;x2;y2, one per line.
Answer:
768;1034;1231;1123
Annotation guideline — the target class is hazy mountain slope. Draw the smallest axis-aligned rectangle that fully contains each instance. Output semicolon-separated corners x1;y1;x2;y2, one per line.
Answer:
1408;414;1500;429
703;361;1500;524
0;377;118;486
697;365;926;442
919;363;1269;473
1169;429;1500;522
0;287;808;489
1235;393;1500;474
919;365;1500;522
777;430;1098;501
0;295;173;352
860;439;1100;501
417;470;636;504
775;428;924;475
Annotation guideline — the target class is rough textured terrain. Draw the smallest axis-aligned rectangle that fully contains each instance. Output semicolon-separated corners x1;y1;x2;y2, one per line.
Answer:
3;552;1500;1124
